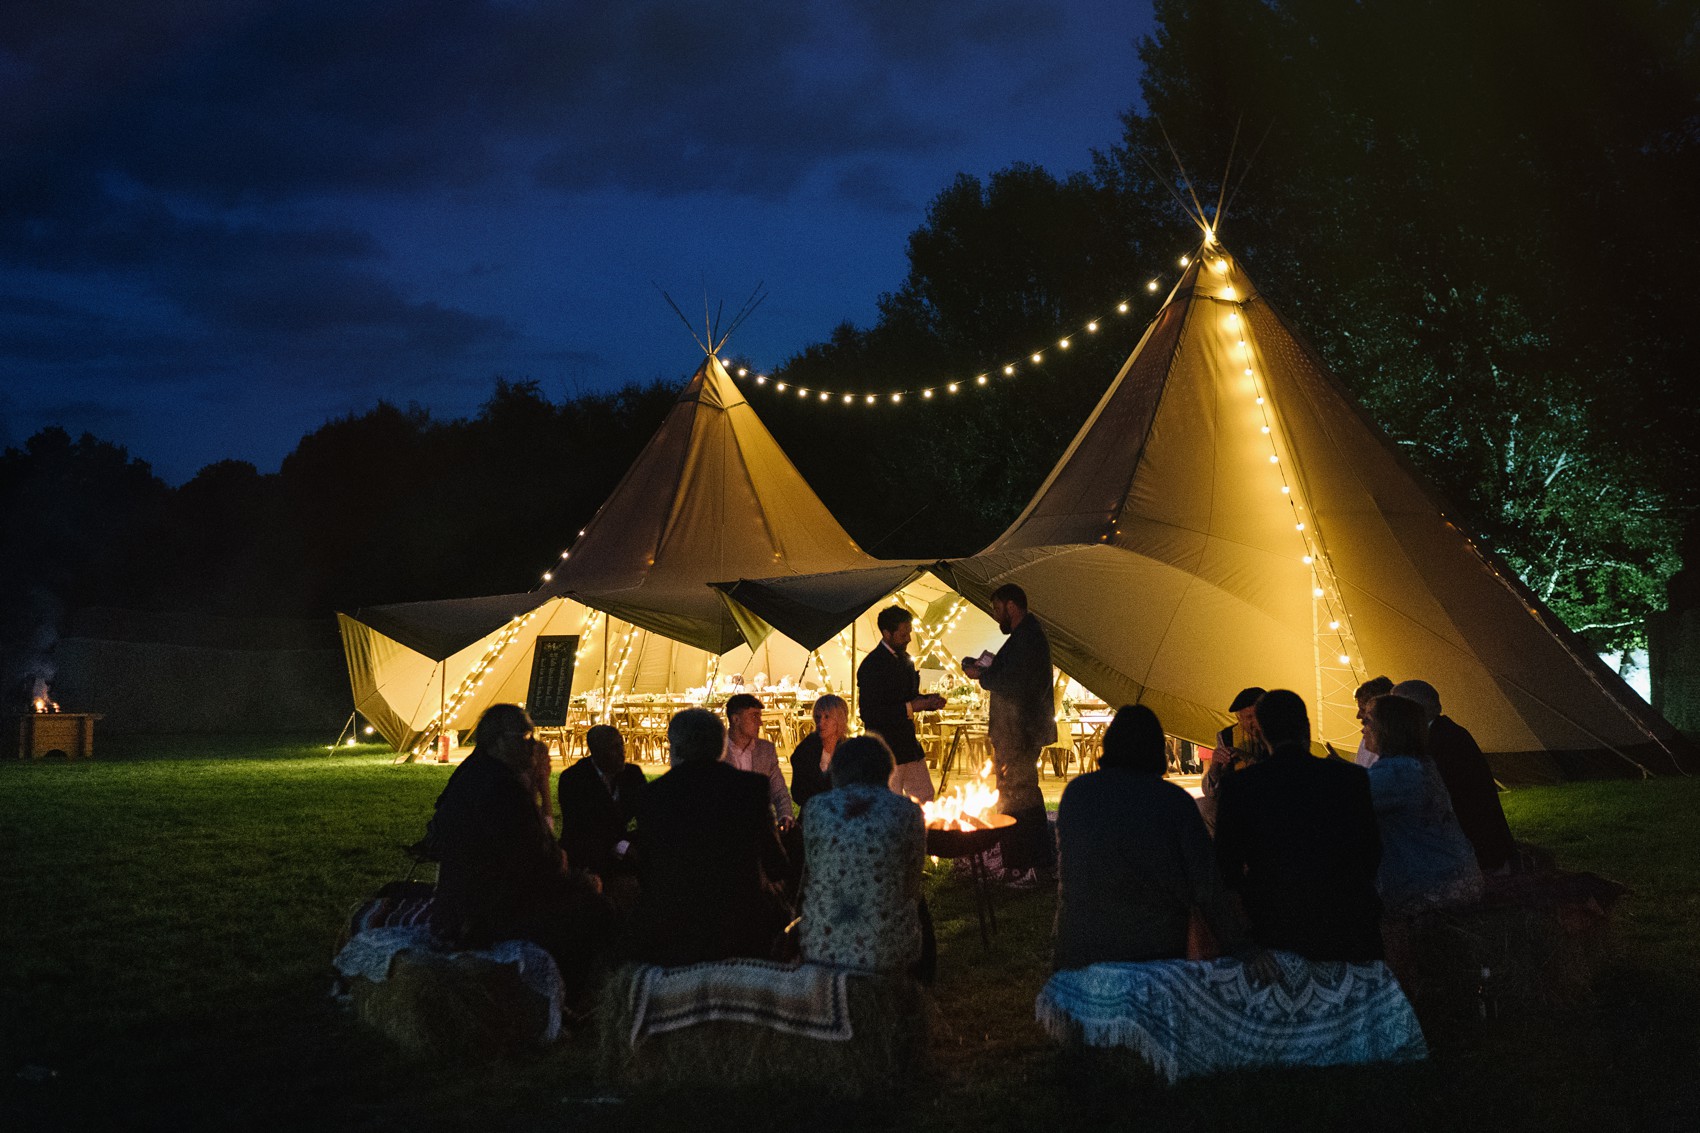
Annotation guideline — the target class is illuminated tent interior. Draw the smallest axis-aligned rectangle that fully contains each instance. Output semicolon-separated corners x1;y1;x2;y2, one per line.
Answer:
722;239;1690;785
339;353;1006;756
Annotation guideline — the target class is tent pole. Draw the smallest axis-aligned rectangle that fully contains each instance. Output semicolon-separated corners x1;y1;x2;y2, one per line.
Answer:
601;616;610;723
850;620;857;730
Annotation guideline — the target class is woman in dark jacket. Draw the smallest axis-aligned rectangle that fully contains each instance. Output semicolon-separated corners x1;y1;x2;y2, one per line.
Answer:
1053;705;1246;969
789;693;849;815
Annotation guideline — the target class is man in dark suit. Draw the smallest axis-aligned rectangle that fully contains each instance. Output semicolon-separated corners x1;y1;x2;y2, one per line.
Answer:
857;605;946;802
626;708;790;966
557;724;647;879
1391;679;1516;873
1215;690;1384;961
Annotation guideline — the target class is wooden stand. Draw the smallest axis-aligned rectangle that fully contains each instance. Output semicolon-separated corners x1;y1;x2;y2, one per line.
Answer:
18;713;102;760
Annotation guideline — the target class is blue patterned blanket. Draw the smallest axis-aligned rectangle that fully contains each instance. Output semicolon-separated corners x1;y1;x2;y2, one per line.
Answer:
1036;953;1426;1081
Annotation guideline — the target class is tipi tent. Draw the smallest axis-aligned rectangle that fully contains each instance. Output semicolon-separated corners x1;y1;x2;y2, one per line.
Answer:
721;242;1691;785
339;352;1003;754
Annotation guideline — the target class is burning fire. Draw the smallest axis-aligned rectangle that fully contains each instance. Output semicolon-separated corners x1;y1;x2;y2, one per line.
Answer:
31;679;59;714
922;760;1001;831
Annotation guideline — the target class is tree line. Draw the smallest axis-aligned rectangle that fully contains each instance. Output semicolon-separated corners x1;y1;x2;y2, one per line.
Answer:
2;0;1693;698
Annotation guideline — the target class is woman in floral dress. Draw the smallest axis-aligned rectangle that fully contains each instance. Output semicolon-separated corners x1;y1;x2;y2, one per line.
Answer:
798;735;926;975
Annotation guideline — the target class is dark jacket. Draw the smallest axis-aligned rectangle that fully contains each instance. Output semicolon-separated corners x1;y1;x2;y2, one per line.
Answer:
428;749;573;948
627;760;790;966
978;613;1057;755
1215;742;1384;961
1054;768;1246;969
857;642;926;765
788;732;834;814
557;757;648;876
1427;715;1515;871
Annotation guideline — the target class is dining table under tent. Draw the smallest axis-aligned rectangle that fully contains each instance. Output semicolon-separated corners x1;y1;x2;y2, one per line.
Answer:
338;349;1012;763
715;232;1694;787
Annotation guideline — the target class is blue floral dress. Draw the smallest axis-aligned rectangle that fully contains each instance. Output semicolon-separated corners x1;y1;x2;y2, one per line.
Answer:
799;784;925;973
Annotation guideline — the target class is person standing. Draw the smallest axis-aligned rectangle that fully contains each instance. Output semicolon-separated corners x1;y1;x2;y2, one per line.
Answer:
857;605;946;803
1352;675;1395;768
721;692;796;829
962;584;1055;881
1214;690;1384;961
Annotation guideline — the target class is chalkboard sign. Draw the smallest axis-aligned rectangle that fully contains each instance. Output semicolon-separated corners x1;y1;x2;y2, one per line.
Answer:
525;636;579;727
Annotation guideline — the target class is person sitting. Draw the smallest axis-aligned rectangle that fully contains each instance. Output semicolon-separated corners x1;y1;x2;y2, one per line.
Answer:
722;692;796;829
1199;686;1270;835
798;735;927;977
1054;705;1249;970
427;704;610;998
789;693;849;816
1215;690;1384;961
557;724;647;880
1363;694;1484;915
627;708;790;967
1353;675;1395;768
1390;679;1516;874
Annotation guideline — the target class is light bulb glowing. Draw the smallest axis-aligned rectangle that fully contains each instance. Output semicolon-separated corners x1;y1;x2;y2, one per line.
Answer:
756;376;767;385
948;383;959;393
1303;555;1313;564
1031;353;1043;364
1221;285;1237;300
798;387;807;397
1213;259;1228;274
1339;654;1351;665
1281;486;1290;494
1058;339;1070;349
1314;587;1325;598
891;393;902;403
843;394;853;404
775;382;786;391
1269;455;1279;463
1330;620;1340;630
819;391;829;400
865;395;875;404
1179;255;1190;267
1256;396;1265;404
1261;426;1270;434
542;571;552;581
1296;523;1305;531
1003;365;1015;375
923;389;933;399
977;375;988;385
1225;312;1239;327
1087;321;1098;332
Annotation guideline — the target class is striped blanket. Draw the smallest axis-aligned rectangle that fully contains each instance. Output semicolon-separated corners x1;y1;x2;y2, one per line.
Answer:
1036;953;1426;1082
628;959;852;1047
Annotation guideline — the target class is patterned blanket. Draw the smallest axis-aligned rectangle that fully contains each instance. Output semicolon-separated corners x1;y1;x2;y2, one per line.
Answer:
628;959;852;1048
1036;953;1426;1082
333;926;566;1043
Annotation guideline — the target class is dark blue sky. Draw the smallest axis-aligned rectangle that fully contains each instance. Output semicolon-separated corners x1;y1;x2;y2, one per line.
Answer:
0;1;1155;483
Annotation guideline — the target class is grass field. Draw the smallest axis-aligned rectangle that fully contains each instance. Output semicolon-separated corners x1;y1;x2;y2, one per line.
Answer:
2;736;1697;1132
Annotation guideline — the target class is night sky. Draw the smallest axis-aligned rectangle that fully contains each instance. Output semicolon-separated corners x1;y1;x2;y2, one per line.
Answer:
0;1;1154;483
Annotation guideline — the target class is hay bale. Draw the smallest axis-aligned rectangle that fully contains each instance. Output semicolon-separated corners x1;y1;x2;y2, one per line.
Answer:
597;965;931;1094
350;948;556;1059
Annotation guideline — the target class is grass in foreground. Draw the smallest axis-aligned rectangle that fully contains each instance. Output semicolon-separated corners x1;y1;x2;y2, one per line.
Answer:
1;736;1697;1132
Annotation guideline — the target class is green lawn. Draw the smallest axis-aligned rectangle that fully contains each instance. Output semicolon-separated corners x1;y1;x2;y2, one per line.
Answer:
2;737;1697;1132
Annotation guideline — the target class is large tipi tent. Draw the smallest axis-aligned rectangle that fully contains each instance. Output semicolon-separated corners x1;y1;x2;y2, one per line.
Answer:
721;241;1691;785
339;352;1003;754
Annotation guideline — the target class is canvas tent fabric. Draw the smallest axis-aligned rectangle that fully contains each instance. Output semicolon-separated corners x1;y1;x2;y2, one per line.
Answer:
340;351;921;753
940;246;1689;784
538;353;881;653
715;246;1690;785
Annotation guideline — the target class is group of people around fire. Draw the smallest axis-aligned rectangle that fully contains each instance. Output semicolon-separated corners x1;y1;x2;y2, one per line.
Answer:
424;580;1517;1010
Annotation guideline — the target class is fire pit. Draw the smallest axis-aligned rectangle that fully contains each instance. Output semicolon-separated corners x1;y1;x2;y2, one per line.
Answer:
19;711;102;760
922;761;1014;948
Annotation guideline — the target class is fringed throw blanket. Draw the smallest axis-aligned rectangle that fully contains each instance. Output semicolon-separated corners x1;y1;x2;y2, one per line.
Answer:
628;960;852;1048
333;926;566;1042
1035;953;1426;1082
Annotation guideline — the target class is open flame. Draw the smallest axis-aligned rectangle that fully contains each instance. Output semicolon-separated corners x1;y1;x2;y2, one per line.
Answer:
922;760;1001;831
30;679;59;714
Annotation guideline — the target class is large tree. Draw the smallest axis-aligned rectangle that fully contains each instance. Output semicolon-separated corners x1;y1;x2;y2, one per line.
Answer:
1102;0;1700;655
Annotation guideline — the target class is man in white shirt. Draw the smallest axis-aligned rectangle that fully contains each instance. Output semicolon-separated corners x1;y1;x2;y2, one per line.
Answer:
722;693;796;829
